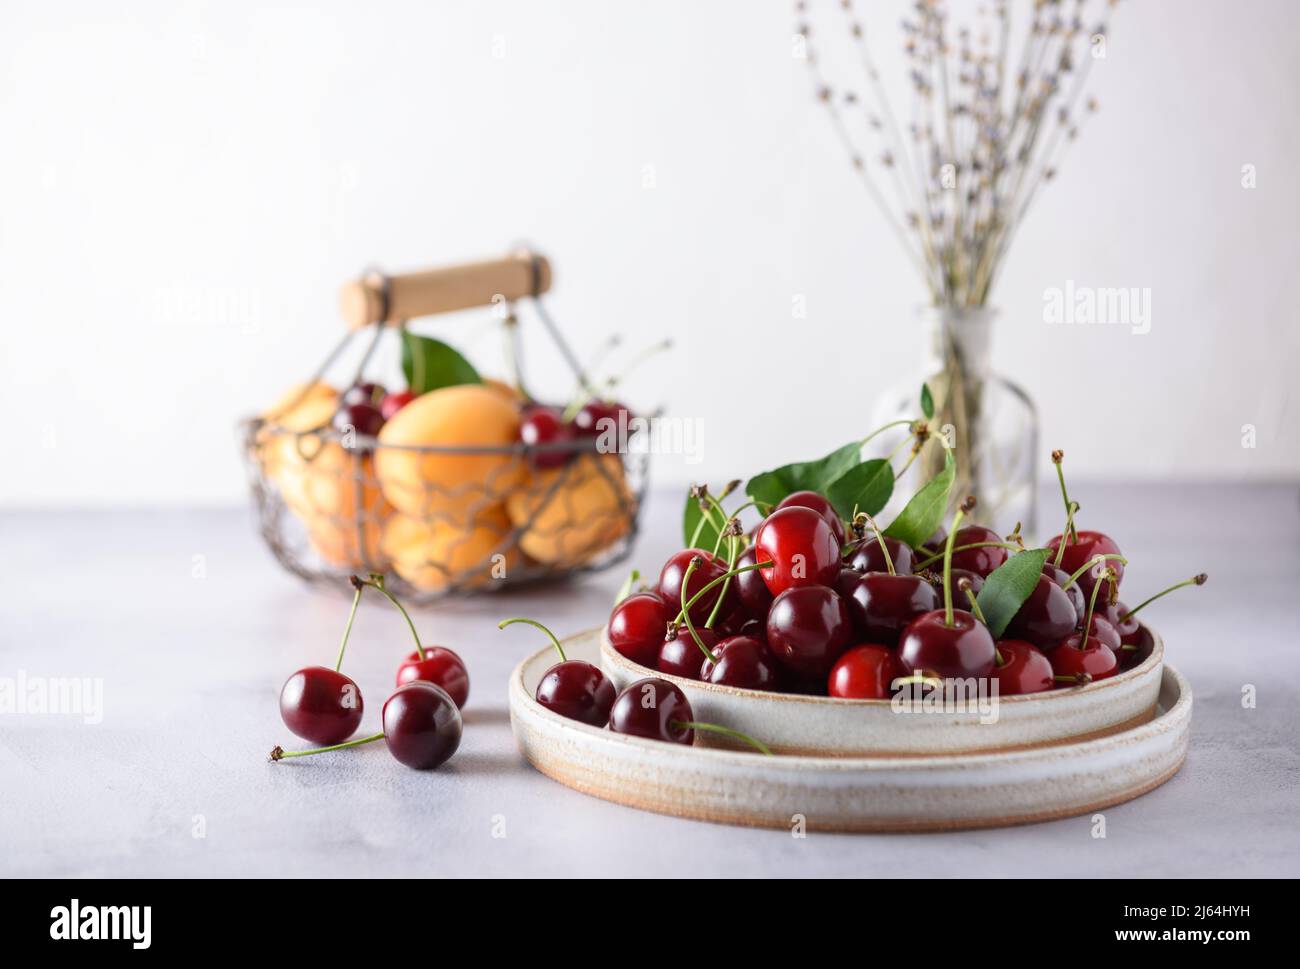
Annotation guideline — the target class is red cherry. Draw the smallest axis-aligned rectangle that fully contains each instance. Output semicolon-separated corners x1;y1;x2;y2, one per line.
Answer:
1004;573;1078;649
827;644;901;699
520;405;576;469
1082;614;1121;652
1049;633;1118;683
342;382;386;407
658;550;734;625
380;389;416;421
700;635;781;691
844;536;915;575
573;399;632;438
1044;562;1086;617
658;626;720;680
948;525;1010;577
755;506;841;596
837;570;939;646
991;640;1054;695
765;585;854;679
395;646;469;709
1047;530;1124;602
897;609;997;680
607;592;669;667
381;681;463;769
775;490;846;546
535;660;617;725
1101;600;1140;641
733;546;774;618
608;677;694;744
279;666;364;745
332;401;386;443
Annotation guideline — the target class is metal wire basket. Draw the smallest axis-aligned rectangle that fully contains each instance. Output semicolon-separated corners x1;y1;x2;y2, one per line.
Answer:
240;249;647;601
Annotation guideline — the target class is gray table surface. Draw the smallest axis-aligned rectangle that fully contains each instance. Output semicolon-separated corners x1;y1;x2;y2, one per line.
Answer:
3;482;1298;878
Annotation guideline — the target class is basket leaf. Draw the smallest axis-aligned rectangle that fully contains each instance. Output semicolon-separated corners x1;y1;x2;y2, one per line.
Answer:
401;331;482;395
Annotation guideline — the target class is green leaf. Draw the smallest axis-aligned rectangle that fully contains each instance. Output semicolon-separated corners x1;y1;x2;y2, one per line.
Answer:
682;491;726;553
400;331;482;395
884;447;955;548
745;442;862;511
826;459;894;520
920;383;935;420
975;548;1051;639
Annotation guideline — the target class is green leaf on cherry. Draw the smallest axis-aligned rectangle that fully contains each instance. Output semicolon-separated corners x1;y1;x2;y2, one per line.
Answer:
681;490;725;553
826;458;894;520
884;446;954;547
920;382;935;420
401;331;482;395
745;442;862;511
975;547;1051;639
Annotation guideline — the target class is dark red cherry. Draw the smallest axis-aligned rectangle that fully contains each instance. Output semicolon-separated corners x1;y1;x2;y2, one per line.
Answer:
1115;623;1153;669
536;660;617;726
827;644;901;699
279;666;364;745
608;677;694;744
733;547;774;618
658;550;734;625
1101;600;1140;642
332;401;385;442
992;640;1054;695
765;585;854;679
1047;530;1124;601
658;626;720;680
395;646;469;709
342;382;386;407
898;609;997;680
775;490;846;546
520;405;576;469
755;506;842;596
607;591;669;667
948;525;1010;577
1044;563;1085;617
1082;614;1121;652
573;399;632;437
1004;573;1078;649
1050;634;1118;684
380;389;416;421
700;635;781;691
844;536;915;575
381;681;463;769
837;570;939;646
933;567;985;598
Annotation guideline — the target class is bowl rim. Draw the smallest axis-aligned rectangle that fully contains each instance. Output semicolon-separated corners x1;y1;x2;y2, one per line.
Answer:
598;621;1163;707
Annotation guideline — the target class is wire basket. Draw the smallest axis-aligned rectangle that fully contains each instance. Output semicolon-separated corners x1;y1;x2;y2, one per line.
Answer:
240;249;647;602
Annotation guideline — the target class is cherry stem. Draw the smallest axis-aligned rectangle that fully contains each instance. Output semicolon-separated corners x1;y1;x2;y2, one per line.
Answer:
1079;567;1111;650
942;500;975;626
671;559;773;626
269;732;385;761
499;617;566;662
1118;574;1208;624
855;510;895;575
1052;451;1078;544
671;721;772;756
1060;553;1128;591
1052;501;1080;567
360;574;422;654
1054;673;1091;686
915;540;1022;571
705;527;742;629
960;582;1000;664
334;580;365;672
859;418;916;449
679;558;719;664
613;569;640;606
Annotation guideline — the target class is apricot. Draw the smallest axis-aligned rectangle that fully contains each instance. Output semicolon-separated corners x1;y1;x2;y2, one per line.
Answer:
375;383;525;523
256;382;337;479
277;441;392;569
505;453;633;566
483;377;523;403
382;506;520;591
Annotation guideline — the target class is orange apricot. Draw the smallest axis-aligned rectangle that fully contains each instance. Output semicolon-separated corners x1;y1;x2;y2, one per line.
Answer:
505;453;633;566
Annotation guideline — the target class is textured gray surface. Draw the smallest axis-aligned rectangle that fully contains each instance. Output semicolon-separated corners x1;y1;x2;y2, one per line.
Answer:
2;482;1298;877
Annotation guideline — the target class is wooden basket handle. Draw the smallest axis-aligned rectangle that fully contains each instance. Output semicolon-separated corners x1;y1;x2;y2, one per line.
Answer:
339;249;552;329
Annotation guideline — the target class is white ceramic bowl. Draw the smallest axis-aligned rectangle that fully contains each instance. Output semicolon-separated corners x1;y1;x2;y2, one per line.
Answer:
599;624;1165;756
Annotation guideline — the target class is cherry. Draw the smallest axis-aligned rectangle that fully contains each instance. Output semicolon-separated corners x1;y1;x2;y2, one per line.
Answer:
733;547;774;618
658;550;734;625
947;525;1010;577
991;640;1055;695
395;646;469;709
573;399;632;438
342;382;386;407
1004;573;1077;649
381;681;463;769
279;667;364;746
1044;562;1085;617
1111;574;1208;639
898;610;996;680
520;404;576;469
380;389;416;421
700;635;781;691
658;625;719;680
607;591;669;667
501;618;615;727
827;644;901;699
1049;634;1118;684
1049;530;1125;602
755;506;842;596
845;536;915;575
735;616;768;642
837;569;939;645
765;585;854;679
333;401;385;443
1101;600;1140;642
775;490;846;546
1081;614;1121;652
608;677;695;744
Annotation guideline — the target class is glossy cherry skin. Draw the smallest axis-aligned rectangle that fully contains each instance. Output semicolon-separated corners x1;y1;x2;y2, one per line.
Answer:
380;389;416;421
535;660;616;726
573;400;632;437
1049;634;1118;684
992;640;1055;695
1044;563;1085;617
775;490;846;546
765;585;854;679
1081;614;1121;652
658;627;720;680
837;570;939;646
1004;573;1078;649
1115;623;1152;669
897;610;997;680
755;506;842;596
658;550;735;625
1046;530;1124;602
700;636;781;691
520;405;575;469
342;382;386;407
382;681;462;769
948;525;1010;577
332;401;385;441
280;666;364;745
1101;600;1140;642
395;646;469;709
607;592;669;668
844;536;915;576
608;677;694;744
733;546;774;618
827;644;901;699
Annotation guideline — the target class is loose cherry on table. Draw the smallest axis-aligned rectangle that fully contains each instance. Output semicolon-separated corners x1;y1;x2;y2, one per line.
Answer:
278;576;368;745
765;584;855;679
607;591;670;667
520;404;576;469
827;644;901;699
379;681;463;769
836;568;939;646
501;618;615;727
755;505;842;596
700;635;782;691
991;639;1055;695
775;490;847;546
395;646;470;709
658;549;735;626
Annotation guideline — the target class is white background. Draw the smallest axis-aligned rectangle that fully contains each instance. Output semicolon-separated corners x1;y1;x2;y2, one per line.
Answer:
2;0;1297;507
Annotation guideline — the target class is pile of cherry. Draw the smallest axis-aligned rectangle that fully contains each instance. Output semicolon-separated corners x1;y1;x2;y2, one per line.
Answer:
606;457;1206;699
270;575;470;770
